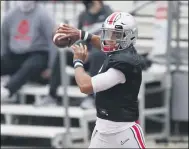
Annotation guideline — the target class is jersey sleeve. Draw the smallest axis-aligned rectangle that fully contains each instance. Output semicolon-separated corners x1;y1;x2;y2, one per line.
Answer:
107;54;134;75
91;68;126;93
107;51;146;76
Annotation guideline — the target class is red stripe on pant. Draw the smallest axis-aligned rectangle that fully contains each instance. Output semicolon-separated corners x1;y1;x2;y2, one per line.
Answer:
132;125;145;149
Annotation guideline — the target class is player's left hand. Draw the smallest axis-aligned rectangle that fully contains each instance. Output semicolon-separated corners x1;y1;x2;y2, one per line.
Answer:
71;43;88;62
56;24;80;46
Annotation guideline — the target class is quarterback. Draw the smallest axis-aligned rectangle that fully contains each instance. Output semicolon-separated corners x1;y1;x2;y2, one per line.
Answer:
54;12;146;148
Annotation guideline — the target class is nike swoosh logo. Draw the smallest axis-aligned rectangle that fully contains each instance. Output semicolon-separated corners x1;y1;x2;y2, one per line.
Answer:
121;138;129;145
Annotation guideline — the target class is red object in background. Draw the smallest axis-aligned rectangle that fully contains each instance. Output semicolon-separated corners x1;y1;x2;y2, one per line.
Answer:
14;19;31;41
18;20;30;35
155;2;168;19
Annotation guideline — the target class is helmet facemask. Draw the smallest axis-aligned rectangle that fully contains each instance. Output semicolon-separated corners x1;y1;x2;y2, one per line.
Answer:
100;28;123;53
100;28;137;53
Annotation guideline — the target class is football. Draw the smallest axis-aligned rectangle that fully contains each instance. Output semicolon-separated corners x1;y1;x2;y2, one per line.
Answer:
53;32;71;48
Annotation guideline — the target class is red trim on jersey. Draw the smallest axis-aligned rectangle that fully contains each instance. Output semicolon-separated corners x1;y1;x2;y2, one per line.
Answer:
135;120;140;124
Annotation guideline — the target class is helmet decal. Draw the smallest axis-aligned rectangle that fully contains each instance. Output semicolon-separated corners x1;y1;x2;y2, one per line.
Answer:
107;12;120;25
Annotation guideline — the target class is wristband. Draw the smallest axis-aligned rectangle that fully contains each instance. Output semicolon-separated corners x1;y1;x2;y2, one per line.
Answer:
73;59;84;69
73;59;84;65
74;61;84;69
80;30;92;42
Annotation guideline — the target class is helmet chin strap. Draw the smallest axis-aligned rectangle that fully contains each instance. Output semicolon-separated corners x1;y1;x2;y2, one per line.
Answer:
102;42;120;53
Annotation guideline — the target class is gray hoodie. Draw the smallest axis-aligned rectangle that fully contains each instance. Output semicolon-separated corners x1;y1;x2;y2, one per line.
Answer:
1;4;57;68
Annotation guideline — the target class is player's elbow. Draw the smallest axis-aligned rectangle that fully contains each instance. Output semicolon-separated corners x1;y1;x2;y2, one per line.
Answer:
79;84;93;95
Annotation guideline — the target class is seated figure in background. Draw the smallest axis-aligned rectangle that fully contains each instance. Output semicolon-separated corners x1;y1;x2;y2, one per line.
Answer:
1;1;57;103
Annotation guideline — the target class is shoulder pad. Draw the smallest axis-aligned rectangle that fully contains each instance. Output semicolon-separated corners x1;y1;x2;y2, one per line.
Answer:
107;51;146;74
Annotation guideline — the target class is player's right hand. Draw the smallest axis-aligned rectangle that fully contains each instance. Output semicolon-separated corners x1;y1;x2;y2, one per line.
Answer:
56;24;80;46
71;43;88;63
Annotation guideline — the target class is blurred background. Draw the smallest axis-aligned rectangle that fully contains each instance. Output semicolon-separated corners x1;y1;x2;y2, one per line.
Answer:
1;0;188;148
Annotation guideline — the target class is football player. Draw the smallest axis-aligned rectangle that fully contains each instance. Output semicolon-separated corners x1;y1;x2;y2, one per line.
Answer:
54;12;146;148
